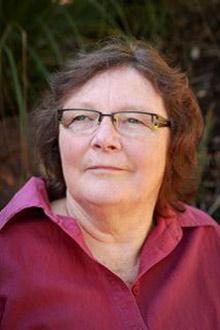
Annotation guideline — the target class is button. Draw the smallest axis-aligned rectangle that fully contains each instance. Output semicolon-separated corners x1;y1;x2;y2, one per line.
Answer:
132;285;139;296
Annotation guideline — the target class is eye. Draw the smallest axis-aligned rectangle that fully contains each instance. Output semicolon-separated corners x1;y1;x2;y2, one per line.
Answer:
126;117;145;125
73;115;90;122
61;110;98;129
67;114;93;128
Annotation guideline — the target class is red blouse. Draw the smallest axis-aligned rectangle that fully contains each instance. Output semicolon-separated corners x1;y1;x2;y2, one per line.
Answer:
0;177;219;330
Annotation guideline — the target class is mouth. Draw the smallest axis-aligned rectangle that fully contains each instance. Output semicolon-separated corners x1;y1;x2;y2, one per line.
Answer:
86;166;126;172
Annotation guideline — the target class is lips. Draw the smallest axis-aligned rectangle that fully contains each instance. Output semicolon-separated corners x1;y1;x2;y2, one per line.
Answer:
87;165;125;171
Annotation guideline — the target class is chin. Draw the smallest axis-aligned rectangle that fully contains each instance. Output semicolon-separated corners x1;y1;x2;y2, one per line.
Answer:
76;183;132;206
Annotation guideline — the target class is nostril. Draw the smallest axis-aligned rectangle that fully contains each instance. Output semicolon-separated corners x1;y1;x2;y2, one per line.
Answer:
92;142;117;151
93;142;101;149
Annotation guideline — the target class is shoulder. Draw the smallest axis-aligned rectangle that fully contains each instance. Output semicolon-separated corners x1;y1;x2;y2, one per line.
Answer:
0;208;58;252
0;176;52;231
175;204;220;253
0;177;60;249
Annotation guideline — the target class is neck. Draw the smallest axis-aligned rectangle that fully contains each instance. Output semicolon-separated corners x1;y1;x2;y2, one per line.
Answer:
51;191;155;287
65;189;154;245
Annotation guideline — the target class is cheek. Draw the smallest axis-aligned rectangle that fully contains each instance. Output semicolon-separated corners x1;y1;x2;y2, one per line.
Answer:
132;138;168;166
131;137;169;182
59;131;81;169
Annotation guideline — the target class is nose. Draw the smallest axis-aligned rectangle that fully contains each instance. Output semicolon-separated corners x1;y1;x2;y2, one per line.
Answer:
90;117;122;152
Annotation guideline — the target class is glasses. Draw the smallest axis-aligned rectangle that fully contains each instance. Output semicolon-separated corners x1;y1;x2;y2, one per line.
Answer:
57;109;171;136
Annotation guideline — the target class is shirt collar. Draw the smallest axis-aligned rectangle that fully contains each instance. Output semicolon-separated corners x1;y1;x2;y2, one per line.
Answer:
177;204;218;228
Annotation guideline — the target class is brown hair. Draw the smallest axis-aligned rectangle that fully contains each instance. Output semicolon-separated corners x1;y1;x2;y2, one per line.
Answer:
34;38;204;217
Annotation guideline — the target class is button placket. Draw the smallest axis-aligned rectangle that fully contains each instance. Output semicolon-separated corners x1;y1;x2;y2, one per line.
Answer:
106;273;148;329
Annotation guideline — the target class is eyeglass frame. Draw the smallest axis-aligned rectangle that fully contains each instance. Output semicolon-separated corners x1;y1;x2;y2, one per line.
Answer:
57;108;171;133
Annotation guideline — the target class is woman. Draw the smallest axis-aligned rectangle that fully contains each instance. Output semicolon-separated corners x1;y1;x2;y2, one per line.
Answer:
0;39;219;330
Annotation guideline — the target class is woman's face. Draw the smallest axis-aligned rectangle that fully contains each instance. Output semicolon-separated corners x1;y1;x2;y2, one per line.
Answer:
59;67;170;209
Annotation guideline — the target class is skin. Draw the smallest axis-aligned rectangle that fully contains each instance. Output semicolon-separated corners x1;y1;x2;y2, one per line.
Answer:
52;66;170;287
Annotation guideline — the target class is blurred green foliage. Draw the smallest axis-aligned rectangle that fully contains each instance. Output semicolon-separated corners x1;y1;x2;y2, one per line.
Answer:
0;0;219;219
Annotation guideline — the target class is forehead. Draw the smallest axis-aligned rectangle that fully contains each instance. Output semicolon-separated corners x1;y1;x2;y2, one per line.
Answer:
63;66;167;116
